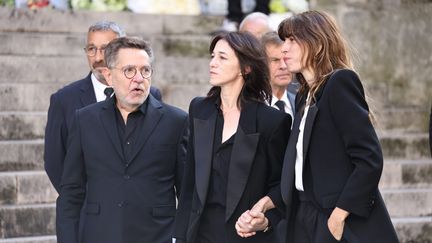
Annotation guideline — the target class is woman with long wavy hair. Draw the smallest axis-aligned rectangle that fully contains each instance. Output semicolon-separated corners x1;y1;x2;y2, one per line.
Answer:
236;10;399;243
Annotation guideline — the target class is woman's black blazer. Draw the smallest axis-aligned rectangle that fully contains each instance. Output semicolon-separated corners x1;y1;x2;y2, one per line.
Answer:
275;69;399;243
174;96;291;243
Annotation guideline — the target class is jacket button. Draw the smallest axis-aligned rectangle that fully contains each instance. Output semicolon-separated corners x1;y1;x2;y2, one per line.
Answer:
118;202;123;207
124;174;131;180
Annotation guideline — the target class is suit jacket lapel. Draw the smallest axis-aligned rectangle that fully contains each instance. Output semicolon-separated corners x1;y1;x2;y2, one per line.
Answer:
128;96;163;164
302;104;318;161
194;111;217;206
80;73;97;106
100;98;124;160
281;110;302;205
225;102;260;221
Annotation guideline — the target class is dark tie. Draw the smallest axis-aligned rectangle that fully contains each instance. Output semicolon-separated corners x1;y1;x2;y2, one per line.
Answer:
104;87;114;100
275;100;285;113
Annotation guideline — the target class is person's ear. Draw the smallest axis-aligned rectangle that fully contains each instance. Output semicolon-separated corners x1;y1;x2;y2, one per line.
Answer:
101;67;113;86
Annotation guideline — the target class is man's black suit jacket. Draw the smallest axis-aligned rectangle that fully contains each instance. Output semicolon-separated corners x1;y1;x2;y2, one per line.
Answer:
274;69;399;243
56;95;188;243
174;96;291;243
44;73;162;191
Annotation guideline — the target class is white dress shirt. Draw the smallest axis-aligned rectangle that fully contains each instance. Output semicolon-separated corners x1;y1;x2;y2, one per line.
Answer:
270;90;294;119
295;92;311;191
91;73;109;102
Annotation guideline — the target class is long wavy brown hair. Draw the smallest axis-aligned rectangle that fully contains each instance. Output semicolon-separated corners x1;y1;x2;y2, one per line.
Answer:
278;10;353;103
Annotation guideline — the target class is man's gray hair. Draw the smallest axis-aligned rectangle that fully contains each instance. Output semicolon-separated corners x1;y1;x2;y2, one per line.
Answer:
104;37;154;69
239;12;270;31
88;21;126;38
261;31;283;47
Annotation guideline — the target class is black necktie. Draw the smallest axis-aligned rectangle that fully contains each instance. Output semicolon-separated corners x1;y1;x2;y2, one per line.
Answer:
104;87;114;100
275;100;285;113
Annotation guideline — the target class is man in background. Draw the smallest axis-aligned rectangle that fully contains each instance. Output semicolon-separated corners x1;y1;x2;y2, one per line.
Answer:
239;12;272;38
261;31;297;118
44;21;162;192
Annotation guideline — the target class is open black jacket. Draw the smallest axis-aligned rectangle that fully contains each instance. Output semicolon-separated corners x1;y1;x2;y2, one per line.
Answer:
174;96;291;243
273;69;399;243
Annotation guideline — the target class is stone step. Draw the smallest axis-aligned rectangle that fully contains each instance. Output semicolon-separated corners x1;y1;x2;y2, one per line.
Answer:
0;32;212;58
0;83;63;112
0;7;221;35
0;235;55;243
379;159;432;189
382;188;432;218
375;107;430;133
0;112;46;140
393;217;432;243
0;203;55;238
0;55;87;84
0;32;84;57
0;140;43;172
0;171;57;205
379;132;430;159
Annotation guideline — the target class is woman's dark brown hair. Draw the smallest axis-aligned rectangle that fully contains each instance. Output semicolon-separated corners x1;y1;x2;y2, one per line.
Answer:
278;10;353;102
207;31;271;106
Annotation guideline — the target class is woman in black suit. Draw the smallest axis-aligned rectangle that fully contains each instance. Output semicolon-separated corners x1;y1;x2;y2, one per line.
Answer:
236;11;399;243
174;32;292;243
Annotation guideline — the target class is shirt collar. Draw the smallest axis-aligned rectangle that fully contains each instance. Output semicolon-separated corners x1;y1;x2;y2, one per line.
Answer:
91;73;109;102
270;89;290;106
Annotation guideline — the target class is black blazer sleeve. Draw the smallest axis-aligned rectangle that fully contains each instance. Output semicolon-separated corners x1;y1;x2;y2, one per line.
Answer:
56;110;86;243
328;70;383;218
44;93;68;192
265;113;291;227
175;115;189;198
174;98;198;242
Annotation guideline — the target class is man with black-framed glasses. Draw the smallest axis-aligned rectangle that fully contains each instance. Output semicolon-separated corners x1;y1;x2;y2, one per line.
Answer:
56;36;188;243
44;21;162;192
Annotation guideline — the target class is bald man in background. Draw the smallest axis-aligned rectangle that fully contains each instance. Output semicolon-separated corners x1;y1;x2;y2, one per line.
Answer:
239;12;272;39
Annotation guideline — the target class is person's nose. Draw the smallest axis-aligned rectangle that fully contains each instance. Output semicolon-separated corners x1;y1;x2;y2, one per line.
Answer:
279;57;288;70
209;57;217;68
94;49;104;62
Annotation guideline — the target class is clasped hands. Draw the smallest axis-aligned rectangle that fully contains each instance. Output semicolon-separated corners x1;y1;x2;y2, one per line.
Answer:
235;196;274;238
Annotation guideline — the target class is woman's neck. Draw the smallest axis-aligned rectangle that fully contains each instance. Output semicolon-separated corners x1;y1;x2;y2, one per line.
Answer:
302;68;315;87
220;78;244;110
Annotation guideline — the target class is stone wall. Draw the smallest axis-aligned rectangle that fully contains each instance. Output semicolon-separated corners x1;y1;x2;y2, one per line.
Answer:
311;0;432;133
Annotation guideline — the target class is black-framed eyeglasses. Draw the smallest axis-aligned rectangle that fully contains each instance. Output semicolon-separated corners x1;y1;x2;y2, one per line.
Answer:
113;65;153;79
83;46;106;57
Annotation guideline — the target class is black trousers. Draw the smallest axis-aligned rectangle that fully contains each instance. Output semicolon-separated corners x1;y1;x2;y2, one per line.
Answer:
292;192;348;243
227;0;270;23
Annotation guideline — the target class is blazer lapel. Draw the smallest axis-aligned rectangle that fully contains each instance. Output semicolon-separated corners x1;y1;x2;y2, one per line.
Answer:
100;98;124;160
194;111;217;206
128;96;163;164
80;73;97;106
302;104;318;165
281;110;303;205
225;102;260;222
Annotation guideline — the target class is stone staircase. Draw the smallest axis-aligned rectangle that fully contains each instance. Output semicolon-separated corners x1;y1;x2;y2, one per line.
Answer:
0;5;431;243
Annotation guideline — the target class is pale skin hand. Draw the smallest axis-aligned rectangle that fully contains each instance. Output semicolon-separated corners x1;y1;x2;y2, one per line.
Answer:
235;196;276;238
327;207;350;241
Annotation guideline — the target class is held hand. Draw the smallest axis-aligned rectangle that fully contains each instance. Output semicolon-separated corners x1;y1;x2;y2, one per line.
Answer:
251;196;275;213
327;207;349;241
235;210;268;238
